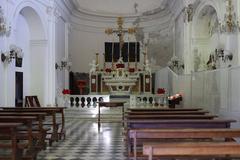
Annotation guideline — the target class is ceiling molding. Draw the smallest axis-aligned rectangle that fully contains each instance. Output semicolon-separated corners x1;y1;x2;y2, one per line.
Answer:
70;0;168;18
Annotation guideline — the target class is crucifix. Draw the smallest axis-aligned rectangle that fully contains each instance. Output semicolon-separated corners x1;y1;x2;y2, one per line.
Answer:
105;17;136;59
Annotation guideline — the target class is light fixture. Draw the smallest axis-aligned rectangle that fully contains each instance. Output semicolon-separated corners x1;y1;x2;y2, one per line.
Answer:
1;44;23;63
55;58;72;71
0;6;11;36
214;49;233;62
219;0;238;33
207;49;233;69
167;56;184;71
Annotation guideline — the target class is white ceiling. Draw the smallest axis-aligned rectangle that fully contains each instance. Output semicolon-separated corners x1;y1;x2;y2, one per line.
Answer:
71;0;167;17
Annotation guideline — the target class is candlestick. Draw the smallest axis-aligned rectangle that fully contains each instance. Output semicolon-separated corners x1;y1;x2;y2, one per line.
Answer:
96;53;99;71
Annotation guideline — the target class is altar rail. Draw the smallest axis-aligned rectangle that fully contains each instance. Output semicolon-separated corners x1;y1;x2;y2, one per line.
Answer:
69;95;110;108
130;94;168;107
68;94;168;108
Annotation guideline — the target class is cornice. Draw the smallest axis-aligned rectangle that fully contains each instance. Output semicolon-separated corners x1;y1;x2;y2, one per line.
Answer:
62;0;177;34
54;0;71;21
63;0;177;24
70;16;172;34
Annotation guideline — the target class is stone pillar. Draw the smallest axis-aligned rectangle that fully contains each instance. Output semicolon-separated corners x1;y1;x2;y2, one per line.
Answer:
237;0;240;65
183;2;194;74
46;4;58;106
64;23;71;89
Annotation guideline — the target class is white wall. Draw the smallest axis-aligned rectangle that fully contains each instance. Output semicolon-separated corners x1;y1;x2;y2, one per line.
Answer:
15;13;30;103
0;0;71;106
69;29;107;72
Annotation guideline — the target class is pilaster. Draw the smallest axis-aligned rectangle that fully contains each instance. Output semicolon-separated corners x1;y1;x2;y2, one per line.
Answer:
46;3;59;106
64;23;71;89
183;2;194;74
237;0;240;65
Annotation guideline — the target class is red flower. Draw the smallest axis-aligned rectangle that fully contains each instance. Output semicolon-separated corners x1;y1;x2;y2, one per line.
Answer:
116;63;125;68
105;68;112;72
157;88;165;94
62;89;71;95
129;68;135;72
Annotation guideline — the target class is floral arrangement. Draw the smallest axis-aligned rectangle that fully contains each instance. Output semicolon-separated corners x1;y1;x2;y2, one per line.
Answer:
105;68;112;73
128;68;135;73
157;88;165;94
62;89;71;95
116;63;125;68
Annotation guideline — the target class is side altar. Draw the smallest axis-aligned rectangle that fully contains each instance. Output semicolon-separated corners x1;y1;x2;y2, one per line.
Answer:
89;17;152;95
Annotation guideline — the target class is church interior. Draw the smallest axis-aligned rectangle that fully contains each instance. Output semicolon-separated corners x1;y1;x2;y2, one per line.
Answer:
1;0;240;159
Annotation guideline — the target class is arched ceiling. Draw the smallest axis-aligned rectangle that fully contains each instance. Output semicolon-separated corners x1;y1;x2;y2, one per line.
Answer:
70;0;170;17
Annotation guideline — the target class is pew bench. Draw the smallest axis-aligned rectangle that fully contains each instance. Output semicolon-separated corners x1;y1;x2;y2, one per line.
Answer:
1;108;64;145
128;128;240;160
0;123;45;160
125;110;209;115
0;123;24;160
0;111;51;148
127;108;203;112
126;119;235;129
143;142;240;160
125;114;217;120
1;107;66;141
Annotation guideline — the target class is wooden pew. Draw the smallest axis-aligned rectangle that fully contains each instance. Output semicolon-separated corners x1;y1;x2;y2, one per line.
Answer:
144;141;240;160
1;107;66;144
0;112;48;149
129;128;240;160
127;108;203;112
126;119;236;159
0;116;39;160
125;110;209;115
126;119;235;129
0;122;24;160
125;114;217;120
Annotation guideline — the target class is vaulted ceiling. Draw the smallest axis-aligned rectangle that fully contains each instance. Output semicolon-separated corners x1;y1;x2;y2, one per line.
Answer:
70;0;169;17
68;0;176;19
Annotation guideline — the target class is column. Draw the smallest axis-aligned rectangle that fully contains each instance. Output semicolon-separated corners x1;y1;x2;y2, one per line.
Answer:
64;23;71;89
237;0;240;65
46;5;58;106
183;2;194;74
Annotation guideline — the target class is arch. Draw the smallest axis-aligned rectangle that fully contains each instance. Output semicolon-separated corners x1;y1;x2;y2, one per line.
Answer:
193;0;221;37
191;2;221;72
13;4;48;106
11;0;47;39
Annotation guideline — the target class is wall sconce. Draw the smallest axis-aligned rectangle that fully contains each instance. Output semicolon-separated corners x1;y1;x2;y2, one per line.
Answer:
168;56;184;69
55;59;72;71
0;6;11;36
167;56;184;74
207;49;233;69
215;49;233;62
1;44;23;63
219;0;238;33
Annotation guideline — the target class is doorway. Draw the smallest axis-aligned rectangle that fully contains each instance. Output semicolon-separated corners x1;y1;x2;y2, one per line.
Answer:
15;72;23;107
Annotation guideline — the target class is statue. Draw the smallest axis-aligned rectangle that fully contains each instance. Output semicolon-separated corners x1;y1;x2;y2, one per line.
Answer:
89;60;99;73
144;59;151;75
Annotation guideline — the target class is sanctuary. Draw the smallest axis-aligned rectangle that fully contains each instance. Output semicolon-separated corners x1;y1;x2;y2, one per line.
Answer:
89;17;152;95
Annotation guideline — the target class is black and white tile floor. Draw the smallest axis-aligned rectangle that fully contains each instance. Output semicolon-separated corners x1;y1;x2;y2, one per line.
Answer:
37;119;127;160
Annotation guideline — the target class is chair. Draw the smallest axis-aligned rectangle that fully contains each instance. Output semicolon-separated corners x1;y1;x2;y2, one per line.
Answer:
25;95;41;107
77;80;87;95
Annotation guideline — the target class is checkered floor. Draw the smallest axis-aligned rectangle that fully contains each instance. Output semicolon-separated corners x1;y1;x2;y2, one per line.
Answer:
37;119;127;160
